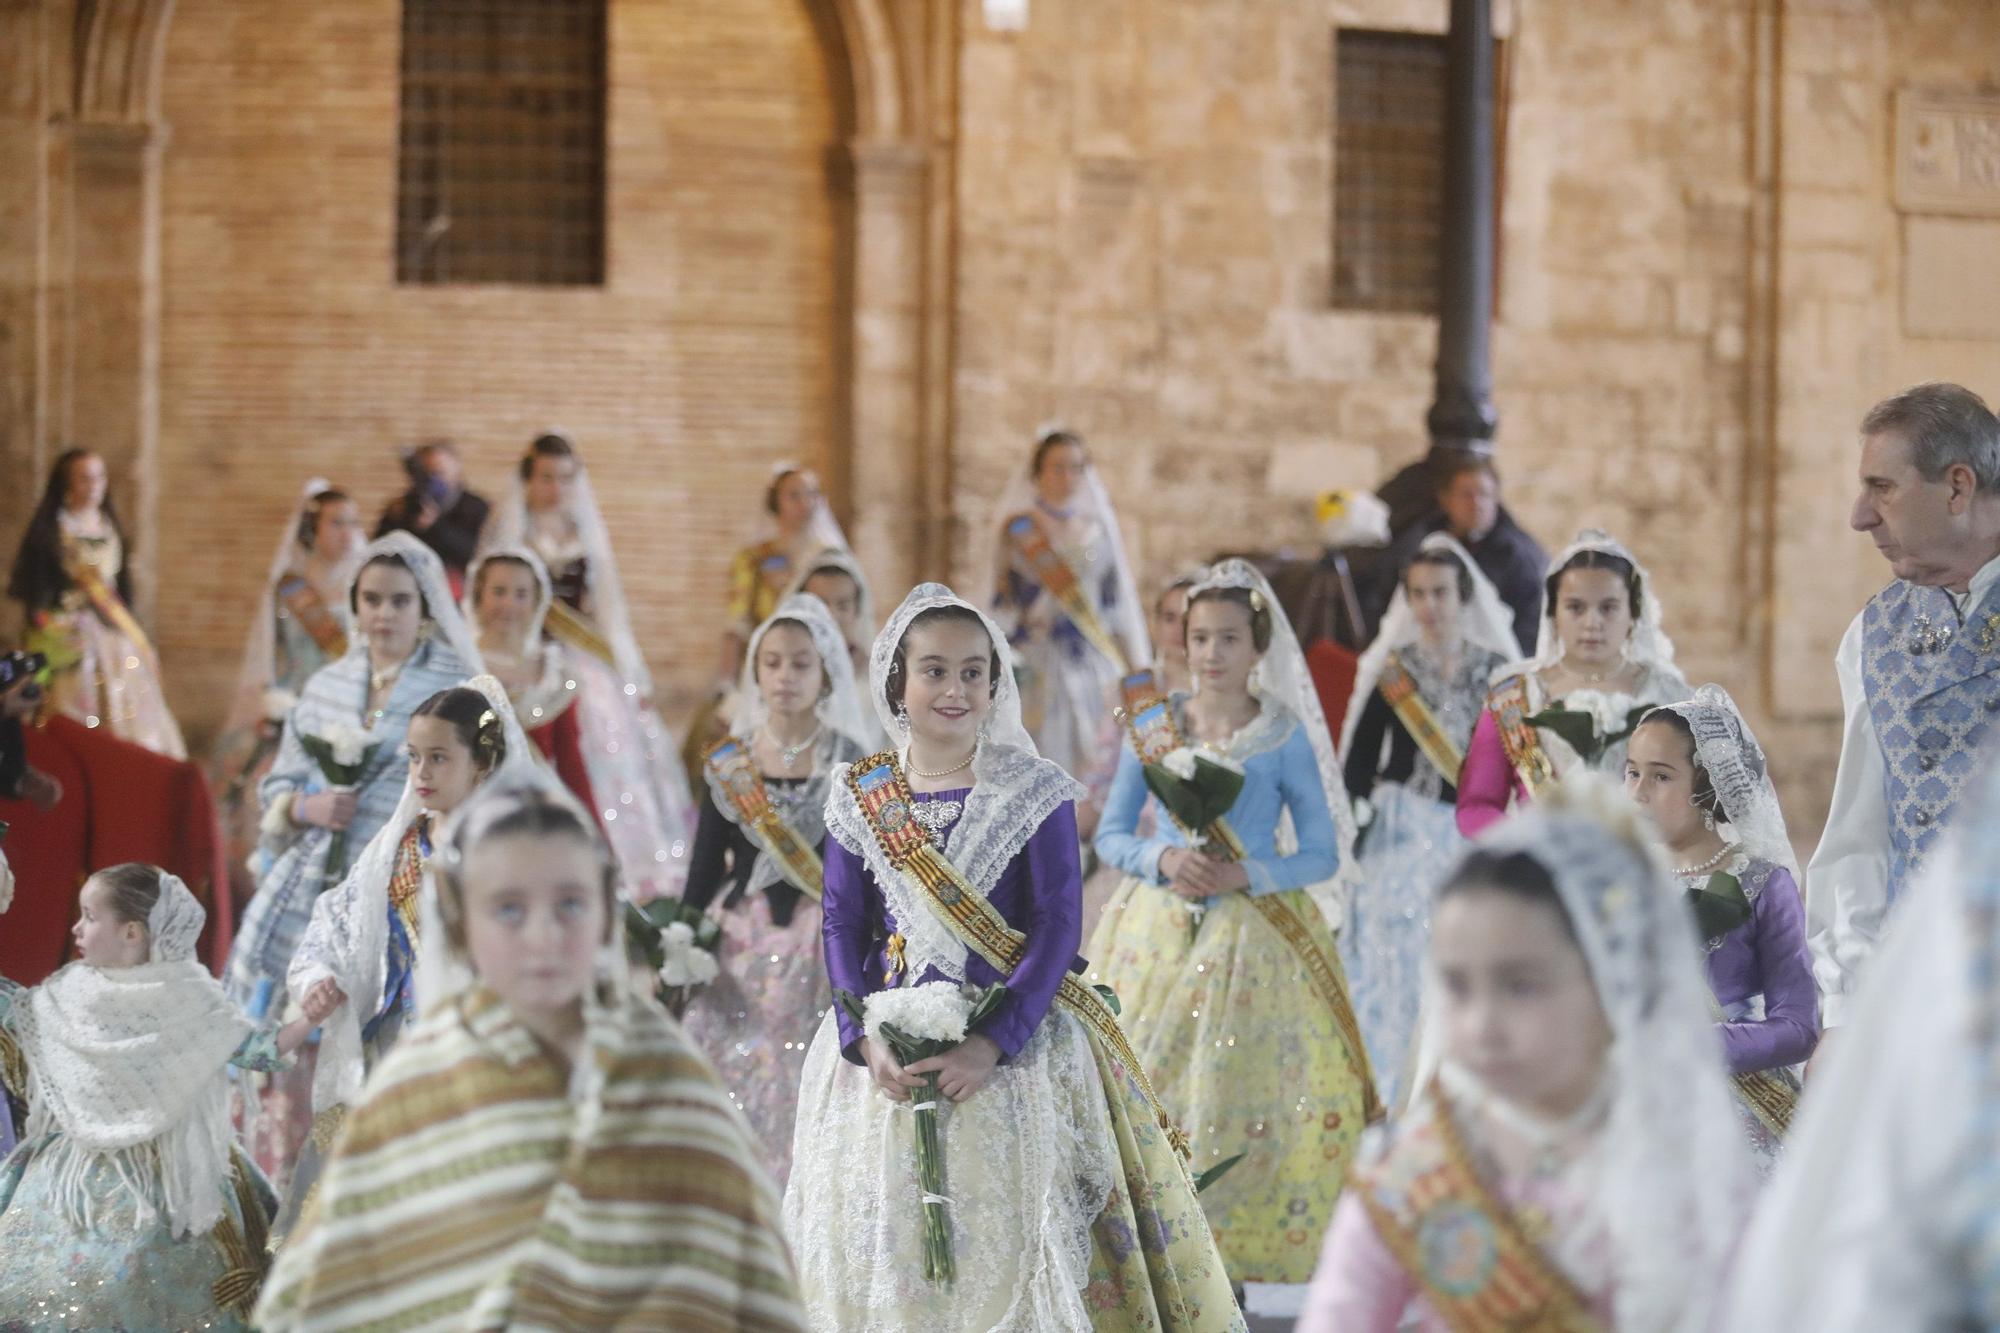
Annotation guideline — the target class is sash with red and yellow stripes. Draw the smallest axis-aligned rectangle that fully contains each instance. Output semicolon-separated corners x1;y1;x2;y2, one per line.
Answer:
1487;674;1559;800
1114;669;1384;1125
1379;652;1467;783
278;575;350;659
70;563;159;673
845;751;1191;1160
1355;1086;1606;1332
705;736;825;901
1006;512;1132;673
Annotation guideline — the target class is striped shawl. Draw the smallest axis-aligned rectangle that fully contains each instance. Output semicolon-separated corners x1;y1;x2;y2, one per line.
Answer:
255;984;805;1332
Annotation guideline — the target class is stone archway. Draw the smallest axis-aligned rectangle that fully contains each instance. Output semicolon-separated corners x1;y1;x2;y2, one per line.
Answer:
1;0;956;644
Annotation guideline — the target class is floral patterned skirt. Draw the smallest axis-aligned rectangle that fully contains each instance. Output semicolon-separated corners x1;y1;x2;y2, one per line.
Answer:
679;893;828;1186
1086;882;1370;1284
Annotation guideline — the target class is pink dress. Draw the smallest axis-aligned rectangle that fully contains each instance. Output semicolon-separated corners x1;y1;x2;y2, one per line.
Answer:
1298;1094;1616;1333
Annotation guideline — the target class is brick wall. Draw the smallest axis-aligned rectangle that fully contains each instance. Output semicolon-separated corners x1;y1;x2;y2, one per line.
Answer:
153;0;842;742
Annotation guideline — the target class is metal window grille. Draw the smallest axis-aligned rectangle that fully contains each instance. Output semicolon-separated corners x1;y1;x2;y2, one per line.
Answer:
1333;28;1448;314
397;0;608;286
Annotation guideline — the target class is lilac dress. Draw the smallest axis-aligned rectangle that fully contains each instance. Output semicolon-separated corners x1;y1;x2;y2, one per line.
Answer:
1697;855;1819;1170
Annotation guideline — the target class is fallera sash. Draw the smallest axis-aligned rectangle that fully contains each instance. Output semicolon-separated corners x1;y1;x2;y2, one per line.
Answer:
278;576;349;659
705;736;825;901
542;599;620;680
1355;1085;1606;1333
1113;670;1383;1125
1380;652;1467;783
1487;674;1559;800
844;752;1189;1158
1007;512;1131;673
70;561;159;673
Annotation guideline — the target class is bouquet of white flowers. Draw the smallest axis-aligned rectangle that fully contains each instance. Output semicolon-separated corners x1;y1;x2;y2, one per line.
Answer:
297;721;377;881
625;897;723;1013
1143;746;1246;851
837;980;1008;1286
1527;689;1652;766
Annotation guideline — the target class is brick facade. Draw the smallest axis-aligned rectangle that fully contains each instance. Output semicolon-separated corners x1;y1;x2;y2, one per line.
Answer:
4;0;1998;845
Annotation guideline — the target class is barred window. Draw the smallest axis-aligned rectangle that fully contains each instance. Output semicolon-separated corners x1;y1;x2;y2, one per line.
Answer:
397;0;608;286
1332;28;1450;314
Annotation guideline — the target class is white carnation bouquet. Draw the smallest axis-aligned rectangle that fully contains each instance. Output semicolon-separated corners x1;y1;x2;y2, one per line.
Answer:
1527;688;1652;766
297;719;378;880
836;979;1008;1286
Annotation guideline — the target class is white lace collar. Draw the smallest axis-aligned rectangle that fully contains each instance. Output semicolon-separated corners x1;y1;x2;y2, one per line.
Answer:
1169;691;1298;763
824;743;1081;982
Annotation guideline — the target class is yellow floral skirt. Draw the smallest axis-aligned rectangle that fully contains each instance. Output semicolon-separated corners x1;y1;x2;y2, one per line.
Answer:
1086;881;1370;1284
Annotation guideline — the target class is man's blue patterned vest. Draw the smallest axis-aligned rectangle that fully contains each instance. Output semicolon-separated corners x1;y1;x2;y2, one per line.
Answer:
1862;578;2000;901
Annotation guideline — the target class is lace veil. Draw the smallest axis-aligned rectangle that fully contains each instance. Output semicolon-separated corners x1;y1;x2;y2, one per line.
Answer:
972;427;1152;666
295;674;535;1110
1448;775;1756;1332
218;478;358;740
732;592;872;752
416;761;633;1016
782;544;878;653
462;543;554;655
1341;530;1518;756
346;531;484;679
868;582;1037;757
1186;558;1359;923
479;435;654;697
1528;528;1678;677
1648;684;1797;880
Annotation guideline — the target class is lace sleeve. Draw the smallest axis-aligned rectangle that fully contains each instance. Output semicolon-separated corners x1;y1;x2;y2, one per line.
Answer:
0;977;20;1034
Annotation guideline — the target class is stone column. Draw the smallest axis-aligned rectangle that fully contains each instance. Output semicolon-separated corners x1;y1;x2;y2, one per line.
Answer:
65;119;166;621
840;137;933;596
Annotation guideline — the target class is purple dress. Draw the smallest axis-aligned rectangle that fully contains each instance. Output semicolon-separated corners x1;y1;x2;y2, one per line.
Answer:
1705;859;1820;1075
821;785;1085;1063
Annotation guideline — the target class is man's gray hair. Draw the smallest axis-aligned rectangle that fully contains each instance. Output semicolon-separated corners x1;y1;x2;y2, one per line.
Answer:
1862;382;2000;492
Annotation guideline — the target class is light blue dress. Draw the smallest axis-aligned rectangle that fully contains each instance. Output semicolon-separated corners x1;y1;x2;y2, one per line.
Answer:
0;980;283;1333
225;637;470;1008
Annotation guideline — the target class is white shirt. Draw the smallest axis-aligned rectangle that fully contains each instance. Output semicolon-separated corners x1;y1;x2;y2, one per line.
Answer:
1807;553;2000;1026
1725;869;1980;1331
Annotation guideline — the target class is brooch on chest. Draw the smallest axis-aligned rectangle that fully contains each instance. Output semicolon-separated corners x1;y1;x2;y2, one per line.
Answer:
912;799;963;834
1909;614;1957;656
1978;614;2000;654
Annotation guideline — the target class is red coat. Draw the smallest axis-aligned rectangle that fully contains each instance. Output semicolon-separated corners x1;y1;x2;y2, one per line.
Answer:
0;716;231;984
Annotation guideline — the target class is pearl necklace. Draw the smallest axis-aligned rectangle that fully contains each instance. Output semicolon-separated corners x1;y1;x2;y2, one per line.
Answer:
763;724;823;769
907;745;977;780
1673;843;1737;879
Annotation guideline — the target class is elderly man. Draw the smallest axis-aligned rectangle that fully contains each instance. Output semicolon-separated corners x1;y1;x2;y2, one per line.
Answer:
1371;450;1546;654
1809;381;2000;1032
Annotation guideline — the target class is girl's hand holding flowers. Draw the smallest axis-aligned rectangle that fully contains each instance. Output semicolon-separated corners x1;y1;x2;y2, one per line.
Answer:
906;1033;1002;1103
863;1036;924;1102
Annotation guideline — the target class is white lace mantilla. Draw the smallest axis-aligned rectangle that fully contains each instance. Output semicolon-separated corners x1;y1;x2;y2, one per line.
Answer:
823;743;1082;984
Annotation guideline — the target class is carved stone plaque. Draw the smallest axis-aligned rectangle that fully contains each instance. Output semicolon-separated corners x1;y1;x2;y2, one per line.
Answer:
1895;89;2000;218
